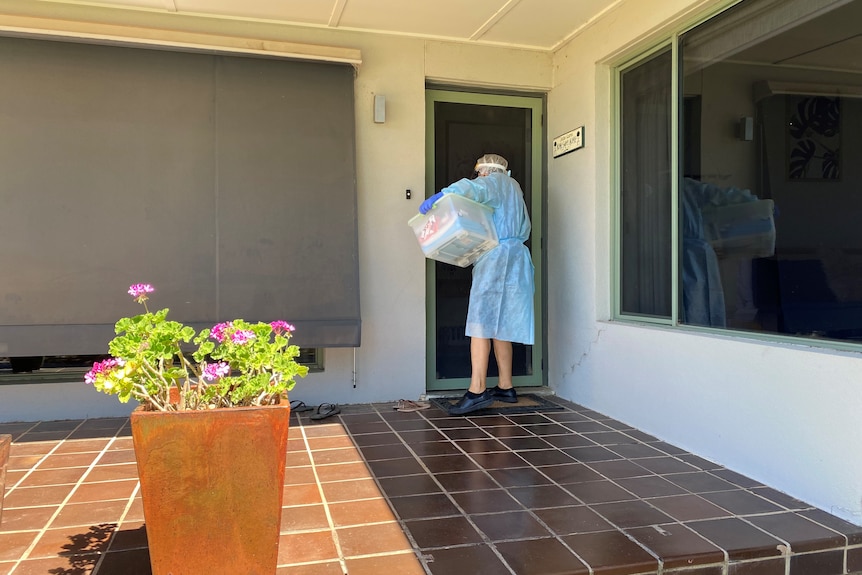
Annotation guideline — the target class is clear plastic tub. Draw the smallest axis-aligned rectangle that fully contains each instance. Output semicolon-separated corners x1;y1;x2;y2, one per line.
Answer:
408;193;499;267
702;199;776;258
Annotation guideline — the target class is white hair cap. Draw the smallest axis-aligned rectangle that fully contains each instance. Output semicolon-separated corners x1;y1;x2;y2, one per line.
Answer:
474;153;509;174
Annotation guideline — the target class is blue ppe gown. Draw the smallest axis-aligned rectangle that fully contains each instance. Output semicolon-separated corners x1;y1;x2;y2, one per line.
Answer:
440;173;535;345
682;178;761;327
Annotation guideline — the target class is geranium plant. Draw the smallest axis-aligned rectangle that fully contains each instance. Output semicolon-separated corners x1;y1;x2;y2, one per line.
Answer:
86;284;308;411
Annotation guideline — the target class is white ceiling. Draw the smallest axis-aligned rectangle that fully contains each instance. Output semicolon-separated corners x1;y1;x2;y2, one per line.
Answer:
38;0;622;52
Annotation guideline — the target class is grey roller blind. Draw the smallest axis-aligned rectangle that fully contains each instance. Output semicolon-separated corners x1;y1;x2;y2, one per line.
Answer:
0;37;359;354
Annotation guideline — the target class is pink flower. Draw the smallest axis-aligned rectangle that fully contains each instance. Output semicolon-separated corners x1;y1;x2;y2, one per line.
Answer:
201;361;231;381
84;358;122;384
270;321;296;334
128;284;154;300
231;330;256;345
210;322;233;343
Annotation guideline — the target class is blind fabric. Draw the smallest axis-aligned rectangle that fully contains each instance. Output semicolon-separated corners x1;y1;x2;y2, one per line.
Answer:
0;37;360;354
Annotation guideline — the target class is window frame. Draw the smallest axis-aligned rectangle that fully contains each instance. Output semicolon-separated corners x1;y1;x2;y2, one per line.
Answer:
611;0;862;353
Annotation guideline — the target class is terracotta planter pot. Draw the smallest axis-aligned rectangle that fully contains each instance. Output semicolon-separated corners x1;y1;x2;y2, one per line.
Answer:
131;404;291;575
0;434;10;525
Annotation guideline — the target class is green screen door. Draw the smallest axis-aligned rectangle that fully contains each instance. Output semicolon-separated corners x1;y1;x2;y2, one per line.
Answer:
425;89;544;392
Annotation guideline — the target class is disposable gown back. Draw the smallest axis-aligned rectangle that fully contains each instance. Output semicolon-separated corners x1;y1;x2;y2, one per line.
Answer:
441;172;535;345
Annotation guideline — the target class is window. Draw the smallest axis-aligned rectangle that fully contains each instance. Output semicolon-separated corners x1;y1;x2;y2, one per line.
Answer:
0;349;323;383
617;0;862;345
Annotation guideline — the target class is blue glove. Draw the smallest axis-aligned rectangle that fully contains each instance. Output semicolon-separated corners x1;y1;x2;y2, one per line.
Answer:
419;192;445;215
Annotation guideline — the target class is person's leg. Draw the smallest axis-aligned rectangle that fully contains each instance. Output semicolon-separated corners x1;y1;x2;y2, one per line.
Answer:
492;339;513;389
449;337;495;415
489;339;518;403
468;337;491;394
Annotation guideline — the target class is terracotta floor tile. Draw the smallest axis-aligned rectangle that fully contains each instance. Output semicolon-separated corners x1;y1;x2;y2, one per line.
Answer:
303;424;349;439
471;510;552;541
68;480;138;504
283;466;317;485
285;450;312;468
278;530;340;564
404;515;484;549
28;523;116;558
0;531;40;561
282;483;323;506
18;467;87;487
320;478;385;502
306;436;355;450
0;561;14;575
424;543;511;575
344;551;426;575
0;505;59;532
96;449;137;465
336;522;412;557
276;560;344;575
48;499;129;528
495;537;589;575
2;484;75;508
52;439;111;454
8;455;45;471
314;462;372;483
123;497;145;522
9;442;55;457
12;555;97;575
281;504;331;532
36;453;100;470
328;498;398;527
81;463;139;483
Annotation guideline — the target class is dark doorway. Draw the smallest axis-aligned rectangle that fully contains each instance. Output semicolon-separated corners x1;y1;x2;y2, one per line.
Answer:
431;101;535;382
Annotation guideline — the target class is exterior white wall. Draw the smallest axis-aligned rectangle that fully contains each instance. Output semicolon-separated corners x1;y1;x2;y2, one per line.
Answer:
0;4;551;417
3;0;862;528
548;0;862;525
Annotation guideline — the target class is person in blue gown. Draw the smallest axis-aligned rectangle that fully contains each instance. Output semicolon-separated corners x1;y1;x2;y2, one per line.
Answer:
420;154;534;415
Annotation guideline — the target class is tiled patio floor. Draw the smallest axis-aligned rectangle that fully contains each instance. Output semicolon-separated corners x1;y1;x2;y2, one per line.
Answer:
2;396;862;575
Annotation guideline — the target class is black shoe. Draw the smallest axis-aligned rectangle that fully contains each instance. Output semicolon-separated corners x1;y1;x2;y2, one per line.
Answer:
448;390;495;415
490;386;518;403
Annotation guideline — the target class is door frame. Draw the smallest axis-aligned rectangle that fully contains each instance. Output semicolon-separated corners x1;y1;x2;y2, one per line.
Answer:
424;88;546;391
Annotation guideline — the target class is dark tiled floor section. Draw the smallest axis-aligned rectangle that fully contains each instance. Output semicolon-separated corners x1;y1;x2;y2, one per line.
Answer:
2;397;862;574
